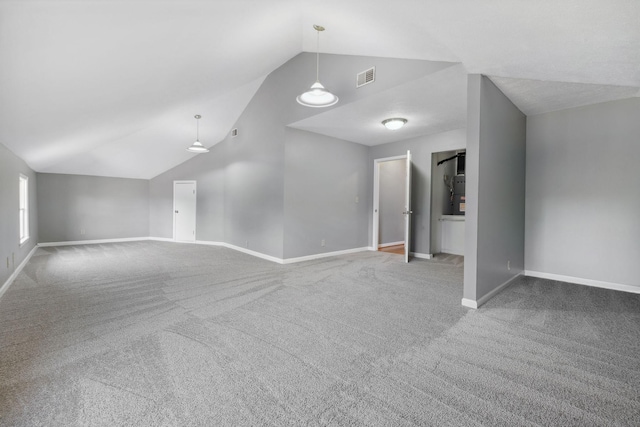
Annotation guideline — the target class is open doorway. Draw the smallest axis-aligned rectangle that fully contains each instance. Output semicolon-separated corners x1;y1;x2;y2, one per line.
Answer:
372;152;413;262
378;158;406;254
430;150;465;260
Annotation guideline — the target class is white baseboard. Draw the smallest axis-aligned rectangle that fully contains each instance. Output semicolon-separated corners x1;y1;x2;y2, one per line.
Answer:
147;237;174;242
524;270;640;295
411;252;433;260
38;237;150;247
37;237;375;266
0;245;38;301
378;241;404;249
461;272;523;309
197;240;370;265
194;240;224;247
283;247;371;264
196;240;284;264
224;243;284;264
461;298;478;309
369;247;433;260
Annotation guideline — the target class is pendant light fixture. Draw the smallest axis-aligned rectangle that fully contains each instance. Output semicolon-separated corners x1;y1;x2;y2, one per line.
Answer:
297;25;339;108
186;115;209;153
382;118;408;130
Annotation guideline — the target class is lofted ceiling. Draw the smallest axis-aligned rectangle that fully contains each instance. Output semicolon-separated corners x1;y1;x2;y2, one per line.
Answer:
0;0;638;179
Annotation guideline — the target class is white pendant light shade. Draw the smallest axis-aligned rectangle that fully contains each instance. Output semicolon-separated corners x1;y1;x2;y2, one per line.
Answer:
186;114;209;153
297;81;339;107
297;25;338;108
382;118;408;130
186;140;209;153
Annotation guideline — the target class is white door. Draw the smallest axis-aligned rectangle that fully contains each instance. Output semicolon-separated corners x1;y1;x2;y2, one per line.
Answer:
174;181;196;242
403;150;413;263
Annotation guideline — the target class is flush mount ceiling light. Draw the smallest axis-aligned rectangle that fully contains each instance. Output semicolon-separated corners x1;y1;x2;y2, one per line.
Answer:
296;25;338;108
382;118;408;130
186;115;209;153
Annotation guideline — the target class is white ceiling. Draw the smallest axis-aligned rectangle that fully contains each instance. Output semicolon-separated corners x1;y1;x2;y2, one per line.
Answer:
1;0;638;178
288;64;468;146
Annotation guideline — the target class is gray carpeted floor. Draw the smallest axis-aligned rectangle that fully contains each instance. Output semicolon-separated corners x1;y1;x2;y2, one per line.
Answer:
0;241;638;426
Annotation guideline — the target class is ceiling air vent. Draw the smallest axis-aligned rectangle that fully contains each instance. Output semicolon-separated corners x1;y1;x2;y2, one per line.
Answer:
356;67;375;88
231;128;238;137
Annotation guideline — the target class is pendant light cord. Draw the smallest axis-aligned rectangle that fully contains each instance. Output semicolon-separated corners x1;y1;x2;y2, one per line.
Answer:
196;116;199;141
316;29;320;82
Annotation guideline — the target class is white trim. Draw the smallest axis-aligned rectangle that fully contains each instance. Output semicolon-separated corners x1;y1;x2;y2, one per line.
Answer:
197;241;370;265
411;252;433;260
461;298;478;309
147;237;174;242
404;150;412;264
193;240;224;247
35;237;382;266
378;241;404;248
195;240;284;264
38;237;150;247
525;270;640;295
461;273;522;309
282;247;370;264
0;245;38;301
374;155;408;162
372;154;407;251
218;243;284;265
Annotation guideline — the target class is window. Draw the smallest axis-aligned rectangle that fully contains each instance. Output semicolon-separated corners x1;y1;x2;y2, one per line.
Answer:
19;174;29;244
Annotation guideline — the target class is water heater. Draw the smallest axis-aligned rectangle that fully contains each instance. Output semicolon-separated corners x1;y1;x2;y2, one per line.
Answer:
453;175;465;215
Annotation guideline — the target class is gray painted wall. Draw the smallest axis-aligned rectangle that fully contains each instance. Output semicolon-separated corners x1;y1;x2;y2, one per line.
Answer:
0;143;38;287
150;147;226;242
37;173;149;243
526;97;640;288
221;56;289;258
149;52;442;260
378;159;406;245
370;129;467;256
464;75;526;303
284;128;369;258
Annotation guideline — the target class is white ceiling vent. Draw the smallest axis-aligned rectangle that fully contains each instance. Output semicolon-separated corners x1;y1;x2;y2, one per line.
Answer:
356;67;375;88
231;128;238;137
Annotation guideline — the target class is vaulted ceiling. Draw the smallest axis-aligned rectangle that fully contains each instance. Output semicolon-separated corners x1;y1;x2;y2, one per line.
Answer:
1;0;638;179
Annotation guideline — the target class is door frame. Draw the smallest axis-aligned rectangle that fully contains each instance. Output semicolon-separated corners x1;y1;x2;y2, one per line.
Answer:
372;154;407;252
403;150;412;263
173;180;197;241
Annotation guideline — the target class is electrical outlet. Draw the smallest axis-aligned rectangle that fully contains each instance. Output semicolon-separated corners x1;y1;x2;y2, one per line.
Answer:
321;239;325;247
12;253;14;268
80;228;85;235
6;257;8;269
507;260;511;271
355;196;359;203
